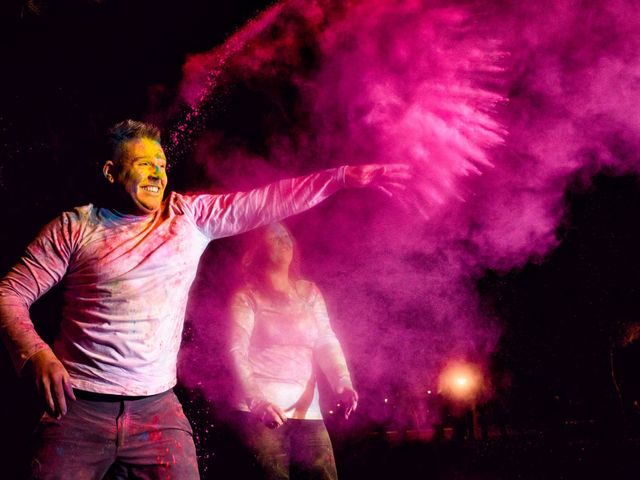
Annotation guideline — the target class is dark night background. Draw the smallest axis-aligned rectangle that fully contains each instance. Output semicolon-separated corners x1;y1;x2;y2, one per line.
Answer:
2;1;640;478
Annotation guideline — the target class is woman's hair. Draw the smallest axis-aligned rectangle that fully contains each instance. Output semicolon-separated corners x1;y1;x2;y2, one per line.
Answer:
240;222;302;290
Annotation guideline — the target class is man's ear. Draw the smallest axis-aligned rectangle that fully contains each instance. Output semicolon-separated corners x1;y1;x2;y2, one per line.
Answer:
103;160;116;184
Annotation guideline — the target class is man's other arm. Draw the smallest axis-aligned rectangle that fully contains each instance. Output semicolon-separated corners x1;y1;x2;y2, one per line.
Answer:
0;212;77;417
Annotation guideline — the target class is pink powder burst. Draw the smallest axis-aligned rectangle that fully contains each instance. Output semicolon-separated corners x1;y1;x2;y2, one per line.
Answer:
306;0;507;216
176;0;640;428
174;1;506;216
173;2;509;432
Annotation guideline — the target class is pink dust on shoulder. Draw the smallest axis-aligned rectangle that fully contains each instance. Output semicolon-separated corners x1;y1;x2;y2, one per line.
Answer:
174;0;640;427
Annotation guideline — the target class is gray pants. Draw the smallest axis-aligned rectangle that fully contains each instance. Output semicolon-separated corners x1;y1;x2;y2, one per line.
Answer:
29;389;199;480
234;412;338;480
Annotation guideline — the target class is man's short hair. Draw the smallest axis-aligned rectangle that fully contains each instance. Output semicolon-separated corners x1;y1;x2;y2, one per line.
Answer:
107;119;161;164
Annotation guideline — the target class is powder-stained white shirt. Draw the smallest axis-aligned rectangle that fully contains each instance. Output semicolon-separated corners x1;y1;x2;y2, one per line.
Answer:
229;281;353;420
0;168;346;396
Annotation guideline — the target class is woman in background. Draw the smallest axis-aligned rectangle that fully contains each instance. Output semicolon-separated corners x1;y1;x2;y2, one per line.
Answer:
228;222;358;480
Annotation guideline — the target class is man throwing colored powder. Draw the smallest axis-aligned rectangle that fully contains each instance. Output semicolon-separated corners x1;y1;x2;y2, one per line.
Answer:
0;120;408;479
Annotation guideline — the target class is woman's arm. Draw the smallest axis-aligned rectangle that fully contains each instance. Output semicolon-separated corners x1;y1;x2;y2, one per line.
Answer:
228;290;287;428
311;284;359;419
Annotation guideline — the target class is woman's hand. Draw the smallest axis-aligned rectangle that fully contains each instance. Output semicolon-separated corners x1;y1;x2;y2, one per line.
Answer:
253;401;288;429
336;385;359;419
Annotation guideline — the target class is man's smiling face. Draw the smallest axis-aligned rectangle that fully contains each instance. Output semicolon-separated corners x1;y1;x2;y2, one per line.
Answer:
110;137;168;215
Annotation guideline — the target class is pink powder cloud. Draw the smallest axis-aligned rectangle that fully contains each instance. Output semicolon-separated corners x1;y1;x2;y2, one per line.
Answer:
175;0;640;426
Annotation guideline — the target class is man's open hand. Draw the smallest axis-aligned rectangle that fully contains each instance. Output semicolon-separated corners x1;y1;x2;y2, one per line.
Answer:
25;349;76;418
344;164;411;196
344;163;435;219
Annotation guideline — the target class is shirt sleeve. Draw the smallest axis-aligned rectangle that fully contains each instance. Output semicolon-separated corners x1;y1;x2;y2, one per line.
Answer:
185;166;347;240
228;289;268;410
311;283;354;393
0;212;76;373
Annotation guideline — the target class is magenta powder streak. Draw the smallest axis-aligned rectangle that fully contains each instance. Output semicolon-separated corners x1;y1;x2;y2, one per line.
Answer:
169;1;287;151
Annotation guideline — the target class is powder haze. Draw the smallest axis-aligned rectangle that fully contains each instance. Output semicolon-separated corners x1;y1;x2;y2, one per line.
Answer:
174;0;640;427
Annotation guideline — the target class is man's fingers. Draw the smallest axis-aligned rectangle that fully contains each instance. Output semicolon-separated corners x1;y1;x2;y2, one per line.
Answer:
380;164;412;180
345;163;411;188
370;165;412;184
383;163;410;170
41;378;56;415
51;376;67;416
27;350;73;418
63;376;76;401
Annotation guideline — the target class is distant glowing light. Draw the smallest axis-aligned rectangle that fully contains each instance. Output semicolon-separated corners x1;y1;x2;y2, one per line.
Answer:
438;361;483;402
384;398;388;403
427;390;432;395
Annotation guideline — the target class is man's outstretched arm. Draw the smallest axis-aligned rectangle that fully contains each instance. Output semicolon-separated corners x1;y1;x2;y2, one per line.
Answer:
186;164;410;240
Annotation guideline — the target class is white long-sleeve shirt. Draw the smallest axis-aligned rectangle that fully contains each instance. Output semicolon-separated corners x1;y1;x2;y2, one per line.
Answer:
0;167;346;396
229;281;353;420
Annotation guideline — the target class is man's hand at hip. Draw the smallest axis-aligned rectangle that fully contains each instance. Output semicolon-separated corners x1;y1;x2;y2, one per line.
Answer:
25;349;76;418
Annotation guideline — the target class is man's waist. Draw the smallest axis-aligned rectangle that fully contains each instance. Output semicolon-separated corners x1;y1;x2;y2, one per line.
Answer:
68;373;177;398
73;388;172;402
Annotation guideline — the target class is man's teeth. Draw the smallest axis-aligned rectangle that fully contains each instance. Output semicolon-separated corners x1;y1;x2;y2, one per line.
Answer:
141;186;160;193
